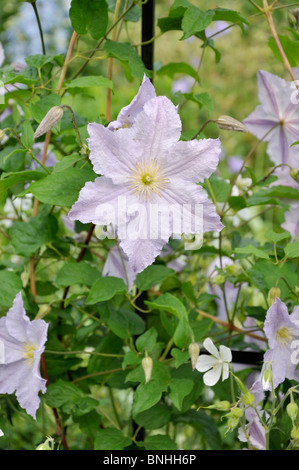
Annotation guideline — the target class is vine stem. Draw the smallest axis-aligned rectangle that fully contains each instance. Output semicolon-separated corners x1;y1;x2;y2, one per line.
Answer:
31;1;46;55
262;0;299;86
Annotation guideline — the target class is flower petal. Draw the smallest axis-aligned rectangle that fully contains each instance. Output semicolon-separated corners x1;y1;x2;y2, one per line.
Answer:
163;138;222;183
203;364;222;386
203;337;220;359
108;75;156;130
195;354;217;372
219;344;232;363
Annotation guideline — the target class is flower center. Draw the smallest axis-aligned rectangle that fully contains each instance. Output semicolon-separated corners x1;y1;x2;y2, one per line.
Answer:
22;341;37;366
276;326;293;347
128;159;169;201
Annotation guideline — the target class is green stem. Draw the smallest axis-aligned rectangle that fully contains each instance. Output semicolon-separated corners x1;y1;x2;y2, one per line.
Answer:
31;1;46;55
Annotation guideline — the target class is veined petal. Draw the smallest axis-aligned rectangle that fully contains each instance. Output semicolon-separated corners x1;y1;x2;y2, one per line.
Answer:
120;235;167;274
102;245;137;291
163;138;222;183
195;354;217;372
87;123;141;183
5;292;29;343
131;95;182;164
221;361;230;381
68;176;133;226
219;344;232;363
203;364;222;386
108;75;156;130
203;337;220;359
243;105;277;140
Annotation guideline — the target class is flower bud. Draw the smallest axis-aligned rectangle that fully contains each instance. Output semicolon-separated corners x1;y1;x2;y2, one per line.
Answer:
0;129;6;141
291;425;299;440
142;355;153;384
215;115;249;133
206;400;231;411
268;287;281;306
211;274;225;285
287;402;298;422
33;106;63;139
36;436;54;450
290;168;299;184
262;362;272;390
242;391;255;406
230;407;243;419
188;342;200;371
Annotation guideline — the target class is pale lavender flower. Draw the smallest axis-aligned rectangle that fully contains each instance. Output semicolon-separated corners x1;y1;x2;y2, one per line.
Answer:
282;203;299;240
107;75;156;130
261;298;299;390
195;337;232;386
0;292;48;419
243;70;299;167
171;76;194;95
238;406;266;450
102;244;137;292
69;79;223;273
270;165;299;190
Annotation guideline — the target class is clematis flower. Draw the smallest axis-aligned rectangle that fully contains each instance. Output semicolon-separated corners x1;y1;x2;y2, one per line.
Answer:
0;292;48;419
281;203;299;240
107;75;156;130
69;77;223;273
243;70;299;167
238;406;266;450
102;244;137;292
260;298;299;390
195;337;232;386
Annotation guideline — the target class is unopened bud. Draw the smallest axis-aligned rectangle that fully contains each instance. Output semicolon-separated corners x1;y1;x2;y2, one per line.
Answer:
268;287;281;306
230;407;243;419
206;400;231;411
242;391;255;406
36;436;54;450
0;129;6;141
211;274;225;285
290;168;299;184
225;263;242;277
34;106;63;139
291;426;299;440
287;402;298;422
35;304;51;319
142;355;153;384
216;115;249;133
262;362;272;390
188;342;200;371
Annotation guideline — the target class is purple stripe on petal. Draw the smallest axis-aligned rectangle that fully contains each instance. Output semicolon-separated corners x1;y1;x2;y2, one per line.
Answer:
279;127;289;163
258;71;279;116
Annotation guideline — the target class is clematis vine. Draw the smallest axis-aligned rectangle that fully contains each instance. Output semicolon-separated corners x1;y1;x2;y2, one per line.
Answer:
69;76;223;273
259;298;299;391
243;70;299;167
195;337;232;386
0;292;48;419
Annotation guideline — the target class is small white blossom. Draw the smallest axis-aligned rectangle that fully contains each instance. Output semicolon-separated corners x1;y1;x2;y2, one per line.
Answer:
195;337;232;386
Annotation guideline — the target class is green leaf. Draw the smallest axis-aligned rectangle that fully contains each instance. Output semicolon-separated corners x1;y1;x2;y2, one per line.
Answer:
56;261;101;287
265;230;290;243
69;0;108;40
145;293;188;319
212;7;249;32
86;276;128;304
25;54;64;69
171;348;190;368
8;209;58;257
133;380;167;416
72;396;99;417
228;195;247;211
21;120;34;148
135;265;174;291
0;170;45;201
157;61;200;81
29;167;96;207
100;306;146;339
64;75;113;90
269;34;299;67
135;327;158;353
45;379;83;408
181;6;214;39
169;378;194;410
94;428;131;450
284;241;299;259
173;317;193;348
183;92;214;117
103;40;147;79
206;174;231;202
134;403;172;430
234;244;270;260
141;434;177;451
0;271;23;308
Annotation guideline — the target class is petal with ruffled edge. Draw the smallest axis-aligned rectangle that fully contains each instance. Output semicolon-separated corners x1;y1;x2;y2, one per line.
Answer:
163;138;222;183
108;75;156;130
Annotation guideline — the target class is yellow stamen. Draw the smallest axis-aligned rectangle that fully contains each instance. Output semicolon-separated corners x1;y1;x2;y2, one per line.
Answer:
128;159;169;201
276;326;294;347
22;342;37;366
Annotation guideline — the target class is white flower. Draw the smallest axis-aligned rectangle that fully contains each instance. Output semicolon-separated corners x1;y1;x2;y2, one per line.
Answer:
0;429;3;438
195;337;232;386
